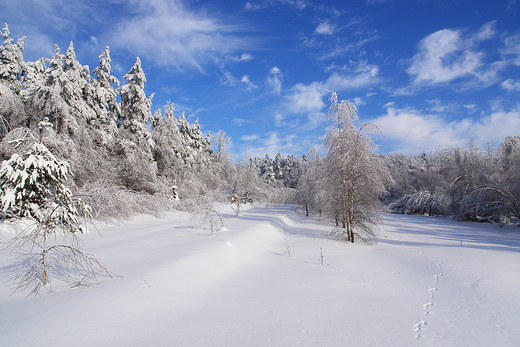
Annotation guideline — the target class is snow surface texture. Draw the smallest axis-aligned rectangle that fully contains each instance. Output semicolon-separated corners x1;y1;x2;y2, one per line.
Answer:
1;204;519;346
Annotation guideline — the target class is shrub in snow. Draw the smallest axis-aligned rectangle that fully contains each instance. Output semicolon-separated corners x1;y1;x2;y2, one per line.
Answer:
392;188;448;216
193;205;225;236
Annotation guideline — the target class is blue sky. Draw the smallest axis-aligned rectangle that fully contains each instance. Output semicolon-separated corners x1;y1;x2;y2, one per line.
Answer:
2;0;520;157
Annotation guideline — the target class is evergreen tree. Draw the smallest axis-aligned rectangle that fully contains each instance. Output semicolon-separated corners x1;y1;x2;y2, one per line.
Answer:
119;57;154;149
22;42;95;135
0;122;90;230
0;120;113;295
0;23;27;138
0;23;26;91
86;46;120;130
151;102;184;177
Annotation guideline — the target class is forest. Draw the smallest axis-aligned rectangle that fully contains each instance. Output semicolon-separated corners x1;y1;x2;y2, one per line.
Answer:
1;22;519;247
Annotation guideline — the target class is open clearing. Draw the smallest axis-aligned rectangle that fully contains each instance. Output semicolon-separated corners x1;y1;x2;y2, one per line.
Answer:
1;204;519;346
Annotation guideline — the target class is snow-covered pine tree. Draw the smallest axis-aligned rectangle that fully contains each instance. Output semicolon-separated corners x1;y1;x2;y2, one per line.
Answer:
296;147;323;216
177;112;198;163
0;121;90;229
119;57;154;150
233;156;267;205
0;23;27;138
86;46;120;130
0;23;26;91
151;102;185;177
260;154;276;185
211;130;235;183
273;152;283;181
115;57;159;193
0;120;113;295
22;42;95;135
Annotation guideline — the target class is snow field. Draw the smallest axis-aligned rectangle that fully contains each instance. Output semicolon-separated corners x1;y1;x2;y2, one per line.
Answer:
1;205;519;346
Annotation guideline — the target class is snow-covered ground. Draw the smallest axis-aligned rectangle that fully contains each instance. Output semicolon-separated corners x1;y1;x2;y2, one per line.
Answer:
1;204;519;346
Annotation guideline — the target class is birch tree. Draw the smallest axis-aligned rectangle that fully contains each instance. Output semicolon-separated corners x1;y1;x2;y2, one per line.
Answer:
322;92;389;243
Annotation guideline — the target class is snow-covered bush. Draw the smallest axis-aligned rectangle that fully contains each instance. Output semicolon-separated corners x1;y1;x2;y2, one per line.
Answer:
391;188;448;216
79;178;174;222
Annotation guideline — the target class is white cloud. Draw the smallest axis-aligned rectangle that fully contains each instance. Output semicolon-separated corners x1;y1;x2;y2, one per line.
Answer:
244;0;308;11
426;99;457;113
286;82;326;114
267;66;283;94
407;22;500;88
232;118;254;126
219;70;239;86
273;65;380;134
238;52;253;62
407;29;483;85
370;106;520;154
464;104;478;112
219;71;257;89
307;112;326;127
241;75;257;89
315;21;335;35
326;69;379;90
282;0;308;10
285;66;380;114
273;113;299;128
501;78;520;92
353;97;366;106
502;34;520;66
274;114;285;127
475;21;496;41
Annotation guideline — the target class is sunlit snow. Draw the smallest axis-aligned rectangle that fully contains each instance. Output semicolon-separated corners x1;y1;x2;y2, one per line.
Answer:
1;204;519;346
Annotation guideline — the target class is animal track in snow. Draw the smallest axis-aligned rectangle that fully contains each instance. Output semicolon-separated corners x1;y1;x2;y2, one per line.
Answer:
422;302;433;315
389;229;443;341
428;287;437;298
413;320;427;339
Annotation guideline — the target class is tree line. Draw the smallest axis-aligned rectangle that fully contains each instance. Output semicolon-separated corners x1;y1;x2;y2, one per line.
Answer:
1;23;519;240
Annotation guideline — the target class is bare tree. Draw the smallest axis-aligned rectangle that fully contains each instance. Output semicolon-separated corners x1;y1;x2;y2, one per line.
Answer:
193;205;226;235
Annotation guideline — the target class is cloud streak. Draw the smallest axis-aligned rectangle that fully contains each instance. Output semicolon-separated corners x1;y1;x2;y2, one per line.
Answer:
111;0;253;71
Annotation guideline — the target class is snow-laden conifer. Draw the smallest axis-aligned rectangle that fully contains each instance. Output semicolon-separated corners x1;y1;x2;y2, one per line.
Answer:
22;42;95;135
0;23;26;91
86;46;120;129
0;120;113;295
119;57;154;149
0;23;27;138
